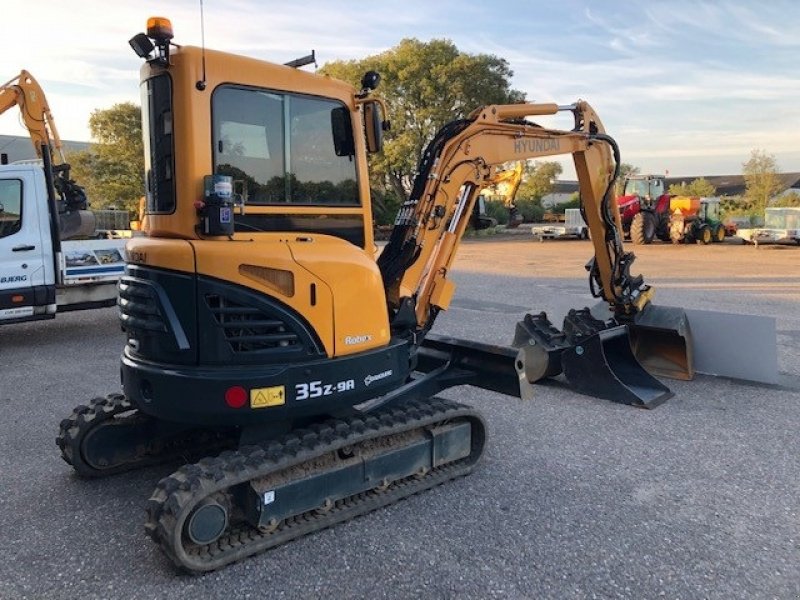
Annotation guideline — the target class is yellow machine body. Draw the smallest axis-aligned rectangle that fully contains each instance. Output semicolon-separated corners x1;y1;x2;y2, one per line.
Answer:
55;20;714;573
132;46;390;358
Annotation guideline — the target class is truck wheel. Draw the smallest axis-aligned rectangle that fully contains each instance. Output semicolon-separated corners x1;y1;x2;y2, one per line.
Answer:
696;226;712;245
713;224;725;243
630;213;655;245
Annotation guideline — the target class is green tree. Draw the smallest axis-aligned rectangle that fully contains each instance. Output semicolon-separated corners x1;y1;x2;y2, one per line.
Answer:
552;192;581;214
742;149;782;214
668;177;716;197
370;188;402;225
614;163;640;196
321;39;524;201
772;190;800;207
516;161;563;202
70;102;143;213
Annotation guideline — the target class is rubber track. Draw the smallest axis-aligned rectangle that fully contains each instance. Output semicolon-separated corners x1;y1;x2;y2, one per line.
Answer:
57;394;140;477
144;397;486;573
57;394;235;478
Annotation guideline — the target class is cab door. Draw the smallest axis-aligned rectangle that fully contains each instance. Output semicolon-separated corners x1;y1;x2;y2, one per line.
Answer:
0;169;48;321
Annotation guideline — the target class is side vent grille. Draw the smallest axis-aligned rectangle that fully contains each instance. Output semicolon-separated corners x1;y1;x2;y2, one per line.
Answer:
118;278;167;333
206;294;300;353
239;264;295;297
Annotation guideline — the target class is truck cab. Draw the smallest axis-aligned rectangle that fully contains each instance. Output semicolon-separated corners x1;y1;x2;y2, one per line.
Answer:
0;164;54;322
0;163;127;324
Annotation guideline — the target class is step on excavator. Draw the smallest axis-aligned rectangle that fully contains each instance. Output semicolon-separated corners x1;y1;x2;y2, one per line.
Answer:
58;18;695;572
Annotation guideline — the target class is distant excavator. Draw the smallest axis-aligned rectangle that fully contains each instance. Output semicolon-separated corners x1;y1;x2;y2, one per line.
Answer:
480;162;525;228
0;70;92;238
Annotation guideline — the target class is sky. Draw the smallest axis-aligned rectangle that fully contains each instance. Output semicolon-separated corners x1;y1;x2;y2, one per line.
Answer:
1;0;798;177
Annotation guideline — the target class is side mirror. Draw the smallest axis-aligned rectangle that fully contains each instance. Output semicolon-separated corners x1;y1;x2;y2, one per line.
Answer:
361;71;381;92
364;100;384;154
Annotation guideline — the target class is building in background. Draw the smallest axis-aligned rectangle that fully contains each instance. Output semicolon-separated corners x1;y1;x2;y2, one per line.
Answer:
0;135;89;163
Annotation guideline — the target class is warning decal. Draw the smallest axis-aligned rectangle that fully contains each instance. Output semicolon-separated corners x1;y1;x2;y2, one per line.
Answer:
250;385;286;408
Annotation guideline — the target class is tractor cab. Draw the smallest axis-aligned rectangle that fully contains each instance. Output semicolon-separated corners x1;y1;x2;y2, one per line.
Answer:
699;197;721;223
624;175;665;208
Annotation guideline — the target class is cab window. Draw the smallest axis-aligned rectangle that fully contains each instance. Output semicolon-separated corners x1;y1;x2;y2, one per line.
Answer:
141;74;175;214
212;86;359;205
0;179;23;239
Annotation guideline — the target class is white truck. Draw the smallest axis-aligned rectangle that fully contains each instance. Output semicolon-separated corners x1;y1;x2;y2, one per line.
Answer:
531;208;588;240
736;207;800;245
0;164;126;324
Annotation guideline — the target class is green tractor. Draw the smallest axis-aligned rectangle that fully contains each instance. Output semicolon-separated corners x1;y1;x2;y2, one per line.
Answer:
669;197;727;244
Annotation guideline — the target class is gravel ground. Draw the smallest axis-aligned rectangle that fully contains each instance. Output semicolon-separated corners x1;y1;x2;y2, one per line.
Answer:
0;237;798;599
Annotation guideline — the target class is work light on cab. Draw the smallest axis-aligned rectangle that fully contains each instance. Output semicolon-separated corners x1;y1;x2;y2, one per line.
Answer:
128;17;173;65
146;17;174;43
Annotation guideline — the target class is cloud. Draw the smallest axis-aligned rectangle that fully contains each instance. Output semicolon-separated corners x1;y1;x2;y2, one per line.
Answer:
0;0;797;176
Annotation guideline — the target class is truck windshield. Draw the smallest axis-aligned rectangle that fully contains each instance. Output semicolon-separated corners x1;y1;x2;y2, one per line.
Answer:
141;74;176;214
212;86;359;205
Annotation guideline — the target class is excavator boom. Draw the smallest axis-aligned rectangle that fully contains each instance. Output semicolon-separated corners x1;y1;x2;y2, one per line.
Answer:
376;101;691;395
0;70;65;163
381;101;625;321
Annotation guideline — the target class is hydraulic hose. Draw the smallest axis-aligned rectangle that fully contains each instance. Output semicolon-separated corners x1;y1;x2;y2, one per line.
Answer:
378;118;472;290
586;133;626;304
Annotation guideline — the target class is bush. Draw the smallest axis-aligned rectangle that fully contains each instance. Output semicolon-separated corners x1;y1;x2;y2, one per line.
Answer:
516;199;544;223
484;199;510;225
371;189;402;225
483;198;545;225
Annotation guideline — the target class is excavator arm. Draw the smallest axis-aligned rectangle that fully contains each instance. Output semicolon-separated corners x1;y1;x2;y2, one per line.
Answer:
0;70;90;235
379;101;645;329
0;70;66;164
379;101;691;407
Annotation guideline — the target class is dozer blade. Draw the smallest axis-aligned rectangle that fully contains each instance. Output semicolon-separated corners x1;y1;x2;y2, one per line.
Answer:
561;325;673;408
627;304;694;381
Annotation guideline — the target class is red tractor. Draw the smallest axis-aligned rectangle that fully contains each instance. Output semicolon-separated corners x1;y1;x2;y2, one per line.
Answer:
617;174;672;244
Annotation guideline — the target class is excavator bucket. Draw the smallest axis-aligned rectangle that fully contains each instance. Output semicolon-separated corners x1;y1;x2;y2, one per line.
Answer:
512;311;674;408
587;302;694;382
627;304;694;381
561;325;673;408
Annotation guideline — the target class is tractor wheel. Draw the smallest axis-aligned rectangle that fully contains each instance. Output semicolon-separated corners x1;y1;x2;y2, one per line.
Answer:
713;224;726;243
630;212;655;245
696;226;712;245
